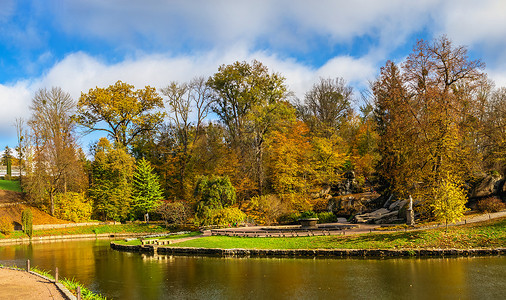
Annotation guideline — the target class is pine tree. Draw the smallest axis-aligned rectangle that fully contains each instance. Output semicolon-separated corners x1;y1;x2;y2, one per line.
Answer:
132;158;164;218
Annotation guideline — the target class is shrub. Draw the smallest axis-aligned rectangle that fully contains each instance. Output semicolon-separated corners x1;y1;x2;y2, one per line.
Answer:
317;211;337;223
477;197;506;213
156;201;189;225
196;207;246;226
277;212;301;225
243;194;289;225
54;192;93;222
0;219;13;235
311;198;329;213
194;176;236;219
22;209;33;237
299;210;317;219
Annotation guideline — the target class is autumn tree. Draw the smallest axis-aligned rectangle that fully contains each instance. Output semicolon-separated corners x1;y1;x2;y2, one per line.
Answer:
159;77;211;198
298;77;352;137
481;87;506;173
373;36;486;218
25;87;87;215
76;80;165;148
208;60;294;195
265;121;312;194
89;138;135;221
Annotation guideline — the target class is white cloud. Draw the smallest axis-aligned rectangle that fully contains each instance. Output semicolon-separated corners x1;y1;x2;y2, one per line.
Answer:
0;48;378;148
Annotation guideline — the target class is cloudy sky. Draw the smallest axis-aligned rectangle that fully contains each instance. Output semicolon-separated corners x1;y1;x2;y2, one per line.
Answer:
1;0;506;152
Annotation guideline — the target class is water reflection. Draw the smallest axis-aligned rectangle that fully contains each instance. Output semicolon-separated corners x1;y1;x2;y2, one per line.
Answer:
1;240;505;299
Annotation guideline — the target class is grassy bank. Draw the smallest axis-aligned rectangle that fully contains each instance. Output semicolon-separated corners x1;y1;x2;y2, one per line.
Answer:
115;231;202;245
0;223;171;239
0;179;21;192
172;217;506;250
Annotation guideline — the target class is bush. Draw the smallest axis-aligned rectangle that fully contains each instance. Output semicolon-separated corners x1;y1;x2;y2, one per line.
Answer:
0;219;13;235
299;210;317;219
22;208;33;237
277;212;301;225
477;197;506;213
156;201;189;225
317;211;337;223
54;192;93;222
311;198;329;213
196;207;246;226
243;194;290;225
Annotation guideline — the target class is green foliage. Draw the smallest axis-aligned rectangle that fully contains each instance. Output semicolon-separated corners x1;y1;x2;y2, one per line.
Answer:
0;219;13;235
196;207;246;226
0;179;21;192
194;175;236;217
132;158;164;218
21;208;33;237
1;146;13;178
89;138;135;221
299;210;317;219
477;197;506;213
431;173;469;230
54;192;93;222
317;211;337;223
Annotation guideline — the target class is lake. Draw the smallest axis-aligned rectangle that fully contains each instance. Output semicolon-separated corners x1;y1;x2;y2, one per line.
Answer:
1;239;505;299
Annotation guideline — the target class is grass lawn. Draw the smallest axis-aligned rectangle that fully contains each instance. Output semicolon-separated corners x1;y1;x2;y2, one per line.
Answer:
172;217;506;250
115;232;202;245
0;179;21;192
0;223;172;239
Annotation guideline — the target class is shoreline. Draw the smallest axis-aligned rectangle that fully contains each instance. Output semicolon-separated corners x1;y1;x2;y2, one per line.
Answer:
0;232;150;245
110;242;506;258
0;266;75;300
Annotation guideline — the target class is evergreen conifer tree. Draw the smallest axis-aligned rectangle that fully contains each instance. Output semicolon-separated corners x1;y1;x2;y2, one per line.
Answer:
132;158;164;218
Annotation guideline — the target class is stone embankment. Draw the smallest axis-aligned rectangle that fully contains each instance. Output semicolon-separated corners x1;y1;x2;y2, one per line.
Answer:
110;242;506;258
0;232;147;245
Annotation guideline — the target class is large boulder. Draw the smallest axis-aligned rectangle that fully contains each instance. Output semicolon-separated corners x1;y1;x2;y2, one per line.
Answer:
327;192;380;216
471;174;504;198
355;208;399;224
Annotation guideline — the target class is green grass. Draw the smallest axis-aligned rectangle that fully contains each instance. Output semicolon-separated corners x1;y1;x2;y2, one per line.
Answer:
0;223;171;239
172;217;506;250
115;232;201;245
30;267;107;300
0;179;21;192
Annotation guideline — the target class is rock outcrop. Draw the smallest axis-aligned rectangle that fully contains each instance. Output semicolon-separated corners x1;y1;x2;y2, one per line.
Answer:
354;199;409;224
471;174;504;198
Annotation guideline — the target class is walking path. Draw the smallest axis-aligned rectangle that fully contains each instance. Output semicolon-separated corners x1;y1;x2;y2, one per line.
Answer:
0;268;66;300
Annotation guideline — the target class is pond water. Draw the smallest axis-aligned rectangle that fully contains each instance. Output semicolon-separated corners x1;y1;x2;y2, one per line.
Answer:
1;239;505;299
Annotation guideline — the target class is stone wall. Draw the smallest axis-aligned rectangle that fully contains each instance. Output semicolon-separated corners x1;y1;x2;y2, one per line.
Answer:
110;242;506;258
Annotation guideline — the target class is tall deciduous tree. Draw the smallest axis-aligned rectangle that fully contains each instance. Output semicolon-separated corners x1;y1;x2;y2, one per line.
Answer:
373;36;486;219
208;60;294;195
298;77;352;137
76;80;165;148
25;87;87;215
160;77;211;198
89;138;135;221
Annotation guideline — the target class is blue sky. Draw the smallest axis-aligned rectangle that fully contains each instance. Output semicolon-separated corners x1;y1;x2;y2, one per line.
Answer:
1;0;506;154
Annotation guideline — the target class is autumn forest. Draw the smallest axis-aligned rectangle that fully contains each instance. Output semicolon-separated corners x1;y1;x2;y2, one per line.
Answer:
5;36;506;227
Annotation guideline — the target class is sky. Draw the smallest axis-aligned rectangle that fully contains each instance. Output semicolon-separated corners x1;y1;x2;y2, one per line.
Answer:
1;0;506;154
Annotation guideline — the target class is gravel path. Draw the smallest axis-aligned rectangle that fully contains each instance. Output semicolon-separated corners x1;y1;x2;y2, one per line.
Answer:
0;268;66;300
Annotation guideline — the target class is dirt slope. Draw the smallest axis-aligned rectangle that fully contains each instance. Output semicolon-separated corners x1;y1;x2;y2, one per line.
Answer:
0;190;66;225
